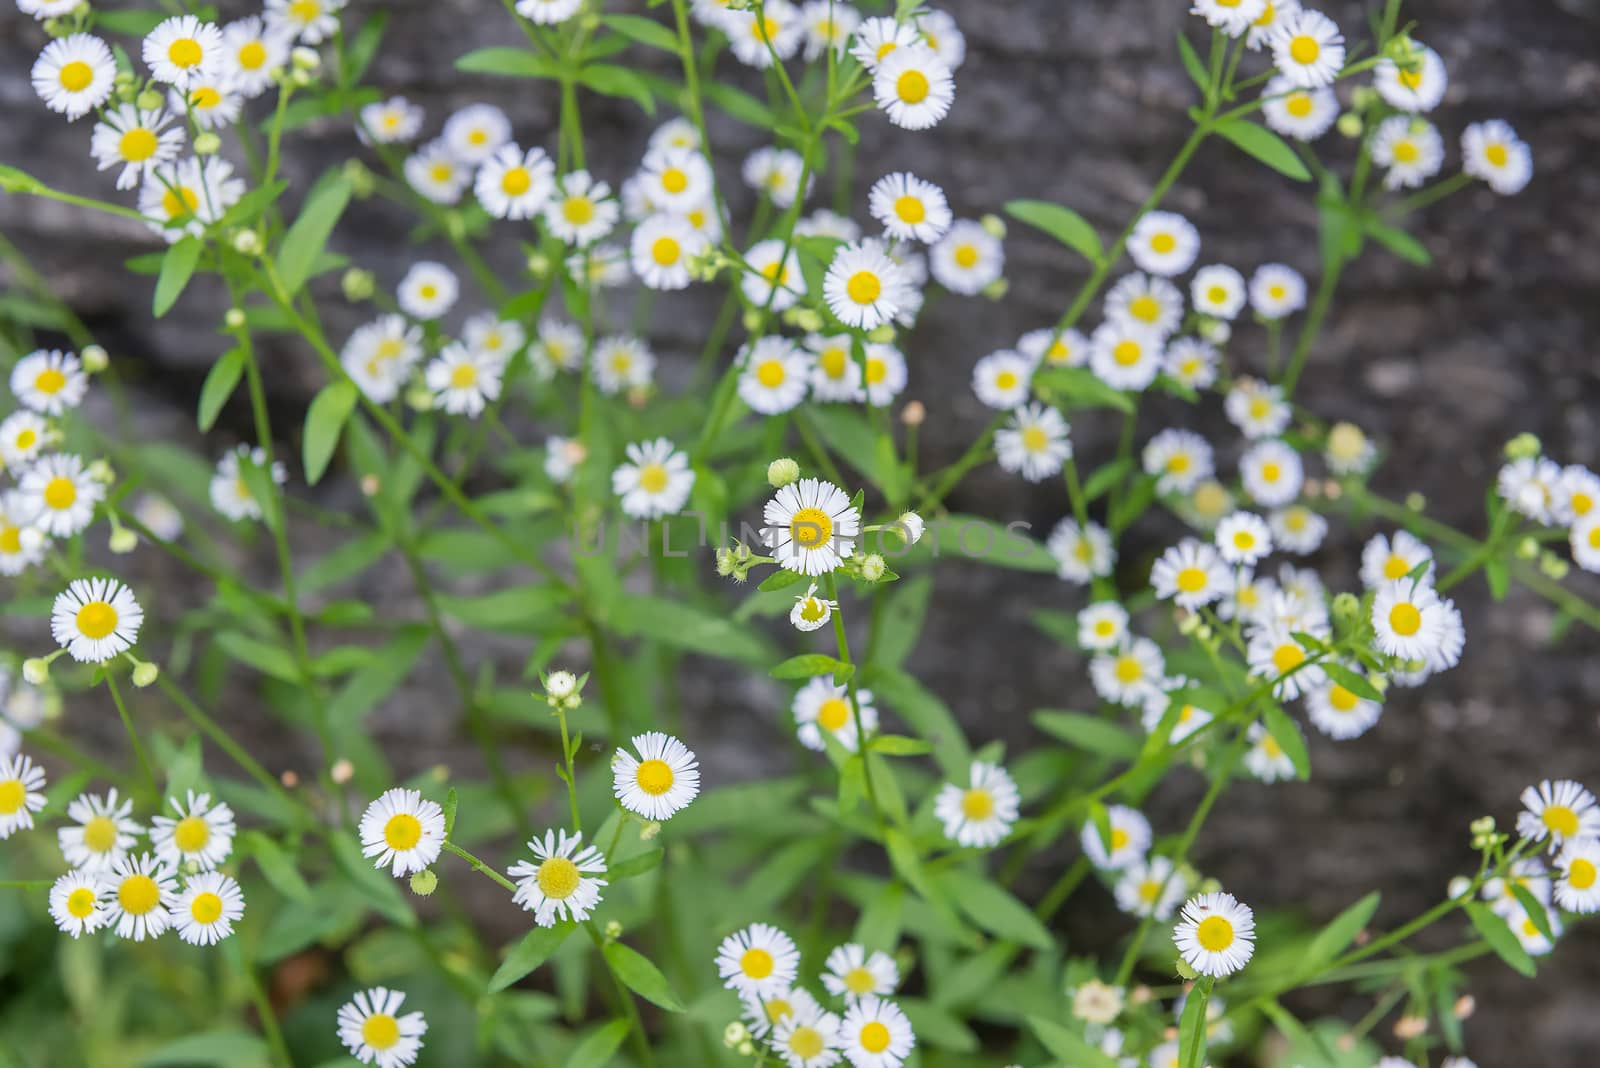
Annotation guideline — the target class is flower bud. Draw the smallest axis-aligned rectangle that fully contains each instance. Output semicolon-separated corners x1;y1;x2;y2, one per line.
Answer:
901;400;925;426
232;229;262;256
1447;875;1473;900
331;758;355;784
526;251;551;278
22;658;50;685
723;1022;748;1048
341;267;376;303
860;553;886;582
409;869;438;896
1331;591;1360;626
639;820;661;841
135;88;165;112
604;919;623;940
193;132;222;156
88;459;114;483
741;308;764;334
1540;552;1570;580
767;457;800;488
109;527;139;554
980;213;1007;239
80;344;109;373
1516;536;1539;560
895;511;924;546
867;324;897;344
981;277;1010;301
1174;958;1199;981
715;547;738;577
545;670;578;701
291;46;321;71
1337;112;1364;138
1504;432;1542;460
1404;491;1426;512
132;661;160;688
224;308;247;330
406;385;436;411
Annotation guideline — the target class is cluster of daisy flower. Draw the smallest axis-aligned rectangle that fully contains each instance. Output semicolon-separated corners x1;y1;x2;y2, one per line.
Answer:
1;348;104;575
1494;439;1600;577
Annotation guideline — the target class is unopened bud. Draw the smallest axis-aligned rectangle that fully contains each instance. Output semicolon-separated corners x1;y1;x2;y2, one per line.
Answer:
1447;875;1474;900
193;132;222;156
1516;536;1539;560
715;547;738;577
291;46;321;71
409;869;438;896
1540;552;1570;580
639;820;661;841
1505;432;1542;460
895;512;924;546
1404;491;1426;512
526;251;551;278
767;457;800;488
109;527;139;554
741;308;764;334
1174;958;1199;981
1331;591;1360;625
981;277;1009;301
87;459;114;483
1454;994;1476;1019
980;213;1006;239
867;324;897;344
1393;1015;1427;1040
23;658;50;685
604;919;622;940
545;670;578;701
406;385;435;411
723;1022;749;1048
224;308;247;330
232;229;262;256
1337;112;1363;138
131;661;160;688
360;473;381;497
901;400;925;426
331;758;355;784
342;267;375;302
136;88;164;112
860;554;886;582
80;344;109;373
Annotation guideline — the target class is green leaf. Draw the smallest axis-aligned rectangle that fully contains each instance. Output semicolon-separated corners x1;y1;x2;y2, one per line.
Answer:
1178;976;1213;1068
214;631;300;683
1297;891;1379;977
140;1031;268;1067
197;348;245;431
1511;884;1556;942
862;665;971;776
936;870;1053;949
1032;366;1136;413
343;12;390;86
884;827;935;901
601;942;686;1012
1177;31;1209;91
1320;661;1384;702
1213;117;1312;181
1261;703;1311;780
244;831;312;904
435;587;570;633
1464;901;1537;977
608;849;662;880
1082;457;1133;503
870;734;932;756
577;64;656;115
1034;710;1142;759
455;47;563;79
757;569;806;593
611;593;773;664
567;1020;630;1068
302;381;358;485
277;174;352;295
1366;218;1432;266
330;833;416;929
702;81;776;128
771;653;848;680
600;13;679;51
489;924;575;993
1028;1017;1118;1068
154;236;202;317
1005;199;1103;264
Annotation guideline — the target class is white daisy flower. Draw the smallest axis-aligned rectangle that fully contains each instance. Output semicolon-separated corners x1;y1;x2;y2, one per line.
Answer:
1517;779;1600;851
1508;906;1561;956
929;220;1002;295
1089;321;1165;392
91;105;185;190
425;343;502;419
612;438;695;519
1244;722;1297;782
1164;337;1220;388
934;761;1019;849
144;16;225;88
1018;325;1089;368
1556;464;1600;524
475;144;556;220
874;44;954;130
593;335;656;395
1115;856;1187;919
1269;505;1326;554
530;318;585;378
744;146;810;208
264;0;345;43
822;943;899;1002
742;239;806;311
1374;42;1448;113
1572;513;1600;574
1216;511;1273;565
396;261;459;319
824;242;910;329
916;9;966;68
0;753;46;839
150;790;236;871
0;411;49;470
851;16;920;71
1497;456;1564;524
171;870;245;946
1245;0;1300;49
869;172;952;244
1077;601;1129;652
1482;857;1552;918
737;337;809;415
772;997;844;1068
763;478;861;576
1081;804;1151;869
11;350;88;416
1359;530;1432;589
1371;578;1452;661
1262;77;1339;141
972;350;1033;410
1047;518;1115;584
839;995;915;1068
359;96;425;144
1217;567;1275;624
717;923;801;998
51;577;143;664
1173;891;1256;976
1192;0;1268;37
337;987;428;1068
1248;262;1307;319
1462;120;1532;195
17;0;79;18
1370;116;1444;189
403;141;471;205
792;676;877;753
995;402;1072;483
612;732;700;821
508;828;608;926
1151;538;1229;608
103;853;178;941
32;33;117;120
801;0;861;61
1128;210;1200;277
543;436;585;484
641;145;714;212
1143;695;1215;743
1239;439;1304;507
1143;428;1214;495
1553;839;1600;914
726;0;804;68
517;0;584;24
170;75;243;130
1247;622;1326;700
440;103;511;165
58;788;143;873
50;870;108;938
1305;674;1383;739
359;788;446;878
742;986;822;1040
860;344;907;408
223;18;292;98
461;313;525;365
1104;272;1184;337
632;213;705;291
807;335;865;403
1270;8;1345;89
797;208;862;242
543;170;619;245
1191;264;1247;320
790;584;837;632
1089;636;1165;707
209;445;286;523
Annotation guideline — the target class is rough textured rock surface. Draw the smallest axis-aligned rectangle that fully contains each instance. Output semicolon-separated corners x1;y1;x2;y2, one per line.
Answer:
3;1;1600;1064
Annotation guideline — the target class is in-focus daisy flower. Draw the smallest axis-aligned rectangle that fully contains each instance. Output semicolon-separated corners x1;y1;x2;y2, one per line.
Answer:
50;870;108;938
1239;439;1304;507
1174;891;1256;977
790;583;837;632
718;923;801;998
0;411;49;470
359;788;446;877
1048;518;1115;585
930;220;1002;295
1192;0;1268;37
11;350;88;416
1553;839;1600;914
509;829;608;926
1165;337;1219;388
1262;76;1338;140
144;16;225;88
1105;272;1185;337
1143;428;1214;495
860;344;907;408
631;213;705;291
1247;623;1325;700
1360;530;1432;589
1191;264;1247;320
104;853;177;940
1271;8;1344;89
1080;804;1152;869
1306;674;1383;739
972;350;1033;410
870;172;952;244
851;16;920;71
171;871;245;946
0;753;46;839
839;995;915;1068
397;261;459;319
1216;511;1273;565
763;478;861;576
1089;322;1165;392
1462;120;1532;195
337;987;428;1068
1517;779;1600;851
51;577;143;664
1269;505;1327;554
1077;601;1130;652
726;0;804;69
170;75;243;131
593;335;656;395
440;103;511;165
801;0;862;60
1018;325;1089;368
1143;696;1215;743
360;96;425;144
1244;722;1296;782
1508;907;1561;956
743;146;810;208
1245;0;1300;48
425;344;502;419
823;943;899;1002
1128;211;1200;277
793;677;877;753
223;18;291;98
933;761;1019;848
806;335;864;403
874;44;953;130
995;402;1072;483
1115;856;1187;919
738;338;810;415
1249;263;1307;319
742;239;806;311
612;438;695;520
209;445;286;523
1151;539;1229;609
91;105;184;190
59;788;142;872
1370;116;1444;189
613;732;700;821
544;171;618;245
517;0;583;24
264;0;344;43
1089;636;1165;707
150;791;236;871
917;9;966;68
475;144;556;220
403;141;471;204
1375;42;1448;113
1371;579;1451;661
772;998;844;1068
641;146;714;212
32;33;117;120
824;242;909;329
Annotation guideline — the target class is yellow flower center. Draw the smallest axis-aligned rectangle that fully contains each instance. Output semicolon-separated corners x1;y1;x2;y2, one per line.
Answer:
1388;602;1422;636
361;1013;400;1051
1568;858;1596;890
76;600;118;640
994;370;1019;391
896;70;930;104
168;39;204;70
449;363;479;390
173;815;211;853
1394;140;1419;164
59;61;95;92
1093;620;1115;637
1128;295;1161;323
190;891;224;924
788;1027;825;1058
817;697;851;732
819;348;848;378
660;167;688;194
790;506;834;550
429;162;453;183
1328;684;1360;712
1113;340;1141;366
15;428;37;451
383;812;422;851
238;41;267;70
563;196;595;224
961;788;995;821
860;1021;892;1053
876;41;898;61
1397;66;1423;90
844;967;877;994
1149;232;1176;255
1254;2;1277;25
35;368;67;394
1260;734;1283;758
1167;454;1191;474
291;0;321;22
865;358;887;385
846;270;881;305
1289;35;1320;65
83;815;119;852
1484;143;1509;168
765;998;794;1024
894;195;925;223
1233;531;1256;551
1138;880;1161;903
1021;426;1050;453
501;167;532;196
1110;827;1130;851
190;86;222;110
1113;656;1142;684
1176;567;1208;593
1260;462;1282;483
118;874;161;916
1381;553;1411;581
162;185;200;220
0;780;23;814
635;758;675;796
536;855;581;899
757;360;787;388
1196;914;1234;951
67;887;97;918
468;129;489;146
1285;93;1314;117
1542;805;1579;838
1207;284;1229;305
1570;492;1592;517
954;244;979;269
637;463;670;494
1272;642;1305;674
120;128;159;162
798;598;827;622
741;947;775;979
651;236;681;266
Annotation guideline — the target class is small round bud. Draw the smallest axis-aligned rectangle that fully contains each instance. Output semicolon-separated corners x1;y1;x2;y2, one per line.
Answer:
290;67;313;88
715;547;737;577
867;324;897;344
639;820;661;841
1331;591;1360;625
767;457;800;488
360;473;381;497
723;1023;748;1048
1516;536;1539;560
1176;610;1201;636
1174;958;1199;981
545;670;578;701
526;251;551;278
860;553;886;582
331;758;355;784
604;919;623;940
1337;112;1364;138
409;869;438;896
980;213;1007;239
1393;1015;1427;1040
981;277;1010;301
737;1041;755;1057
280;770;300;788
1404;491;1426;512
1447;875;1473;900
132;661;160;688
1350;86;1379;112
224;308;247;330
80;344;109;373
135;88;165;112
291;46;321;71
741;308;764;334
87;459;115;483
1454;994;1476;1020
1540;552;1570;580
341;159;376;198
895;511;925;546
232;229;262;256
1504;432;1542;460
406;385;436;412
22;659;50;685
790;308;823;333
341;267;375;303
1199;318;1231;344
109;527;139;554
901;400;926;426
193;132;222;156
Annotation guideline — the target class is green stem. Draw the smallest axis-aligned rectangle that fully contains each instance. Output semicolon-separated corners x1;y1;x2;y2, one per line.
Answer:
156;677;307;817
105;673;159;802
586;922;659;1068
443;839;517;892
1280;255;1344;399
556;705;583;834
823;571;883;823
